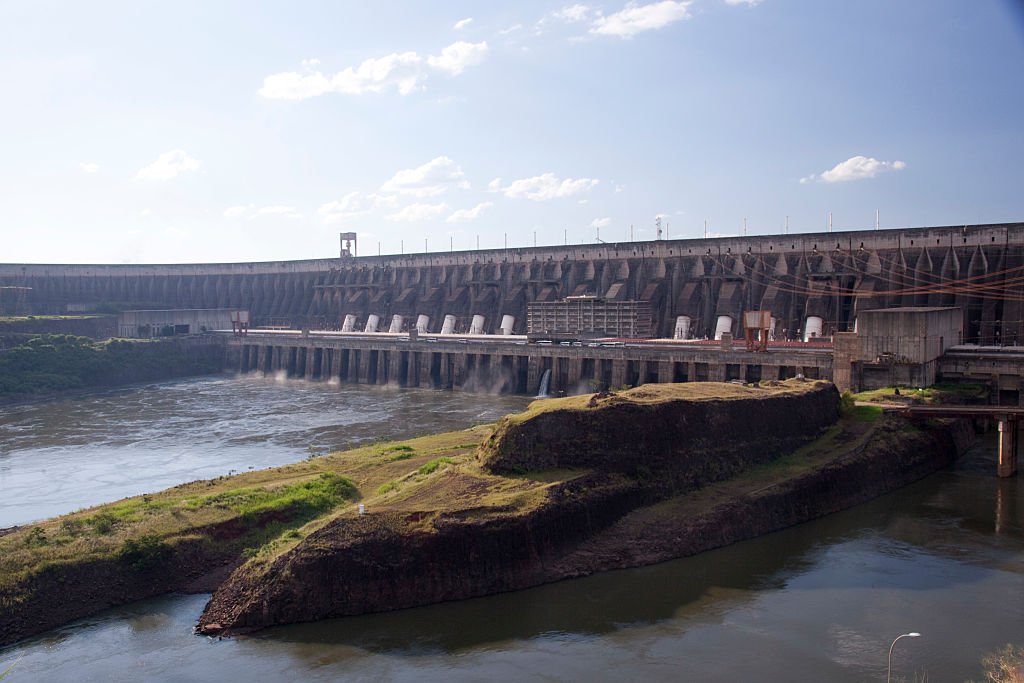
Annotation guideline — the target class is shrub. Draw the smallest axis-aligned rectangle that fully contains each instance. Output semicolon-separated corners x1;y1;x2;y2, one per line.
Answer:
119;535;173;572
839;391;856;416
418;457;453;476
376;481;400;495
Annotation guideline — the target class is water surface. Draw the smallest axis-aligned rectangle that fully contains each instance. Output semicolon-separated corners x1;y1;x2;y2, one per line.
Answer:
0;380;1021;681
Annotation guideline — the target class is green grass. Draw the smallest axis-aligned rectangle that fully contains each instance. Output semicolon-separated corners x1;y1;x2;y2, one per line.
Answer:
376;481;400;495
417;457;453;476
852;383;988;405
184;473;358;518
849;404;883;422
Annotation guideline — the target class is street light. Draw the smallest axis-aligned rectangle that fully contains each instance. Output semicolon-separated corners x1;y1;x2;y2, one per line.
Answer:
887;632;921;683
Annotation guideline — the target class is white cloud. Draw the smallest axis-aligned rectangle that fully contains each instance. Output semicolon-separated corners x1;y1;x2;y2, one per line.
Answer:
79;162;99;174
260;41;488;100
224;204;255;218
493;172;599;201
427;41;488;76
381;156;469;197
725;0;762;5
555;4;593;22
224;204;303;220
498;24;523;35
454;17;473;30
590;217;611;228
136;150;201;181
591;1;693;37
386;202;449;222
447;201;493;223
317;192;397;224
255;205;302;219
801;155;907;184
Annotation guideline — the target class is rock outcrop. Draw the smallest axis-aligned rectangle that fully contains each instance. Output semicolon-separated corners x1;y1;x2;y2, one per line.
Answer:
199;381;844;634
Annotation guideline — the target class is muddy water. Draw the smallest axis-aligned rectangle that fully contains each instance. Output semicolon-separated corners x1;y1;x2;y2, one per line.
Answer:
0;374;531;527
1;380;1022;681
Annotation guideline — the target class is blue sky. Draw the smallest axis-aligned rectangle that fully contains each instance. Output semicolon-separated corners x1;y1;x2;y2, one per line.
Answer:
1;0;1022;264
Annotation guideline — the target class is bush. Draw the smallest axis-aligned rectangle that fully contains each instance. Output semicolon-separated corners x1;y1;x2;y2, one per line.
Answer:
839;391;856;417
418;457;453;476
119;535;173;571
376;481;400;495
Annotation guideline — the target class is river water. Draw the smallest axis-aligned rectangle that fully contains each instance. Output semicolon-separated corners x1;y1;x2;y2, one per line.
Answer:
1;376;1022;681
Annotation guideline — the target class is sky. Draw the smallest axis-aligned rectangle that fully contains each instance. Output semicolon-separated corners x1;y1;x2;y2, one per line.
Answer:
1;0;1023;264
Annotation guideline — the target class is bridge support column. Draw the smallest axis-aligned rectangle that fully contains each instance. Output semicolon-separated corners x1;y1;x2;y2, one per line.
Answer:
527;357;542;394
657;360;673;384
610;359;627;389
998;418;1018;478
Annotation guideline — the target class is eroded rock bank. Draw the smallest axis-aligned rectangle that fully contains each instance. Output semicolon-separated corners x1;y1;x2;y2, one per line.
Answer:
198;380;924;636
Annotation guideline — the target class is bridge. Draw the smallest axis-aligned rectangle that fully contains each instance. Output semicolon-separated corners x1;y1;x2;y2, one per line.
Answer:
896;404;1023;477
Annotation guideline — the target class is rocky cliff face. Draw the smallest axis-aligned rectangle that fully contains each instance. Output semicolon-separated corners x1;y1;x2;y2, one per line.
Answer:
479;381;840;484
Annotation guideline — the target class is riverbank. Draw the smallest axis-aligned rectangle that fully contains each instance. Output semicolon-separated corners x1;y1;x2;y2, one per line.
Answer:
0;334;225;400
0;380;975;646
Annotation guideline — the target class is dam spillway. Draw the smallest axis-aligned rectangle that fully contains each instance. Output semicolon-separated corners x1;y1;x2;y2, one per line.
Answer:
2;221;1023;345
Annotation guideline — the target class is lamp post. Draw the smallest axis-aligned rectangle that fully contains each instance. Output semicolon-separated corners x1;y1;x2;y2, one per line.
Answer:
887;632;921;683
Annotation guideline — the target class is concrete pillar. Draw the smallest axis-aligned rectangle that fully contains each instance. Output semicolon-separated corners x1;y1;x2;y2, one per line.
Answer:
305;348;317;380
419;352;432;387
527;356;542;394
331;348;342;380
688;362;697;382
657;360;673;383
388;351;402;385
568;357;583;389
709;362;727;382
610;359;627;389
998;418;1018;478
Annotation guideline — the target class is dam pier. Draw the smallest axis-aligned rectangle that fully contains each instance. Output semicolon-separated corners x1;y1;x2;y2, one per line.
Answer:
226;331;832;395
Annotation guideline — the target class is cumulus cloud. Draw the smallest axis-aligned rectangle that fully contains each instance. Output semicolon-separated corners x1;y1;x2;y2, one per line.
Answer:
317;192;396;224
447;201;493;223
136;150;201;180
591;1;692;37
381;156;469;197
260;41;488;100
492;172;599;201
427;41;489;75
224;204;302;220
801;155;907;184
590;217;611;228
79;162;99;174
555;4;593;22
386;202;449;222
453;17;473;30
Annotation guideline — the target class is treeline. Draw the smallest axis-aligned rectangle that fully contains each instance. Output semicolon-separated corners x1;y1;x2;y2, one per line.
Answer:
0;335;224;395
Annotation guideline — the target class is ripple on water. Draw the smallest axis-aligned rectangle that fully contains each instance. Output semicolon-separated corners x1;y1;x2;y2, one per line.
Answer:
0;376;528;526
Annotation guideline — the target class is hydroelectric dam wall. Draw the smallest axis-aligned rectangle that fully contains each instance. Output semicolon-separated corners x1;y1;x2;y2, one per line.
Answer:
2;222;1022;344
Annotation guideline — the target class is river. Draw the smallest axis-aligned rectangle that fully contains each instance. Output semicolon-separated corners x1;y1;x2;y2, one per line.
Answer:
0;376;1021;681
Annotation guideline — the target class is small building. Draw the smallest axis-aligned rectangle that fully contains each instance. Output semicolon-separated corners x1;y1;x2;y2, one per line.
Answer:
527;297;653;341
833;306;963;392
118;309;246;338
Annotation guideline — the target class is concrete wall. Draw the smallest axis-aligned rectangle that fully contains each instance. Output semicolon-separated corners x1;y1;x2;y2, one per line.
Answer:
3;222;1022;342
227;332;832;396
118;309;242;338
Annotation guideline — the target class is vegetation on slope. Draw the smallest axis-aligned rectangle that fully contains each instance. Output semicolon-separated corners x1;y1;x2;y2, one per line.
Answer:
0;427;496;609
0;334;222;395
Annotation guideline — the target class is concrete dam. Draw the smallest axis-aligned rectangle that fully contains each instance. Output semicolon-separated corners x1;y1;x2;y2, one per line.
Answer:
3;221;1023;345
